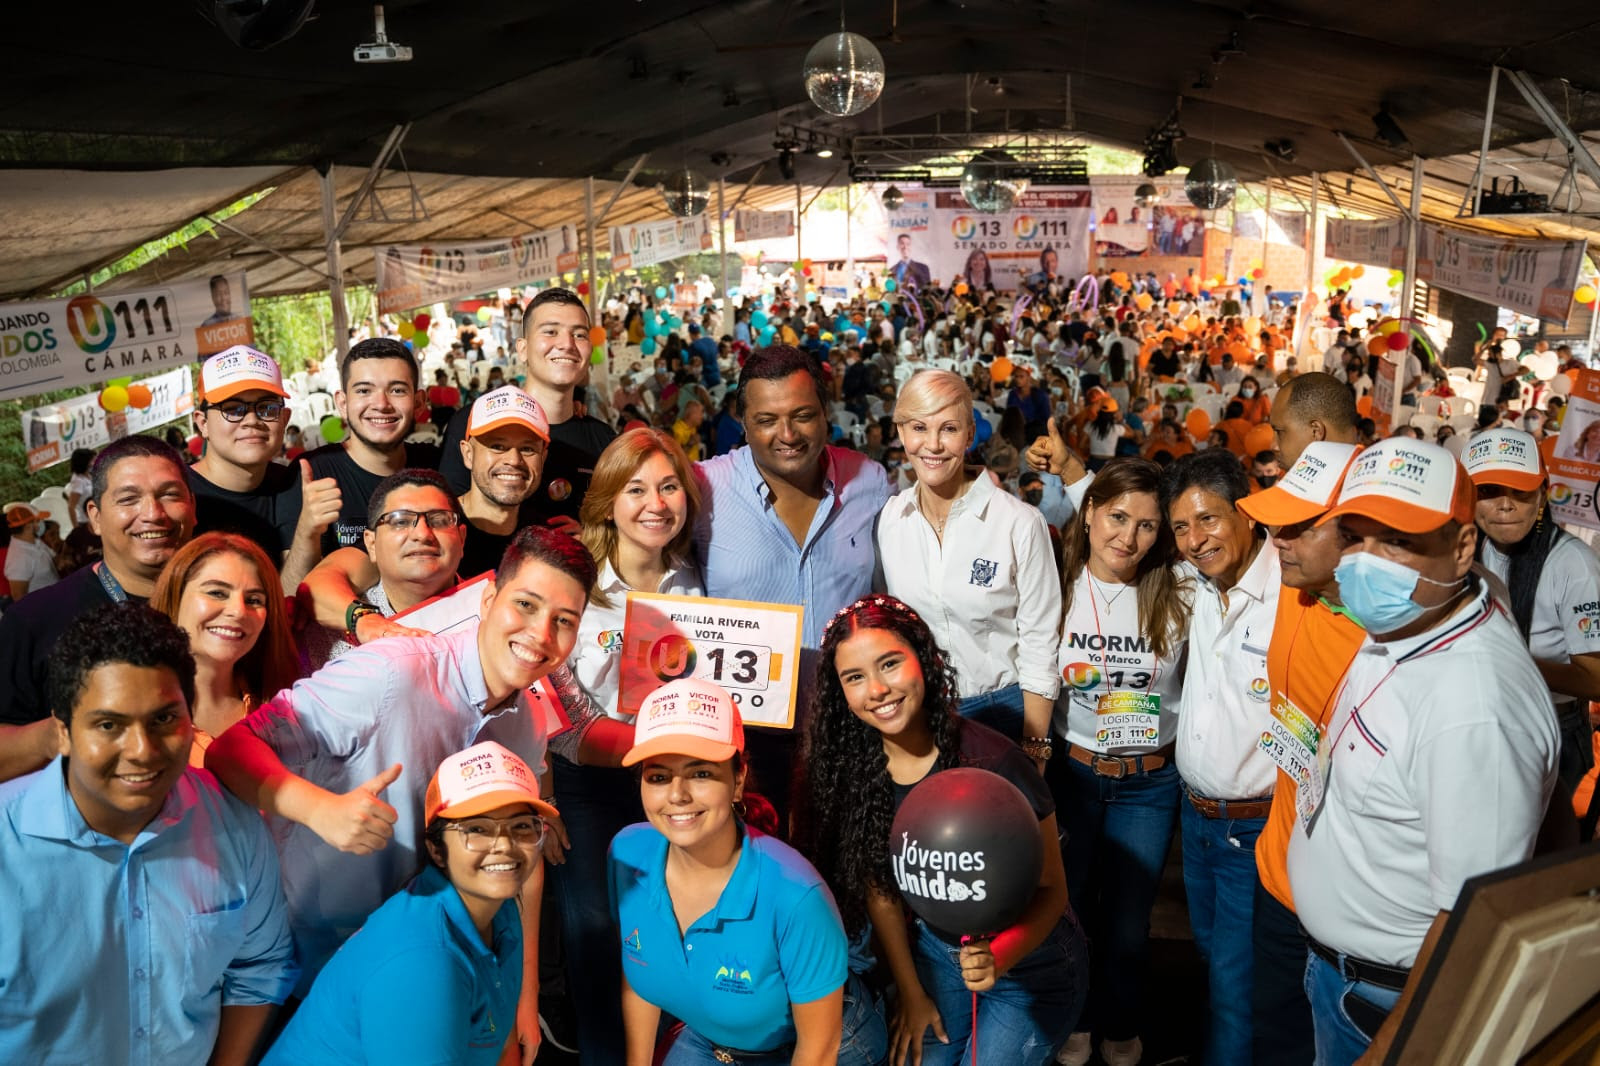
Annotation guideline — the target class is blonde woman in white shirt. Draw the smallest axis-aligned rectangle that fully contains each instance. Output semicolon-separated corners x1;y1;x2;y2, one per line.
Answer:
546;425;705;1064
1047;458;1193;1066
876;369;1062;749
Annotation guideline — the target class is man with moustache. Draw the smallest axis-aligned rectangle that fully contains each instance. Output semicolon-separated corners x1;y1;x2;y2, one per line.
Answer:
1236;442;1365;1063
0;436;196;781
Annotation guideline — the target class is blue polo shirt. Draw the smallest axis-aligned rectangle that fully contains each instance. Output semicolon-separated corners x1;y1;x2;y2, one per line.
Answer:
262;864;521;1066
609;823;847;1053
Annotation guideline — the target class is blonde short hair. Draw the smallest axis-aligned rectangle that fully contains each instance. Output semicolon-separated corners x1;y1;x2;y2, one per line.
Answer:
894;369;974;428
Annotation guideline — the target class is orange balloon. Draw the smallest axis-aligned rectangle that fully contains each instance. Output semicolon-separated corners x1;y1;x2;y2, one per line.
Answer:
1170;327;1189;343
589;326;608;347
126;384;153;409
990;356;1014;384
1134;292;1155;311
1245;423;1276;455
1367;336;1388;356
1228;341;1250;361
1185;407;1213;439
1183;314;1202;331
1356;395;1373;417
1352;266;1366;278
1168;300;1184;315
1244;316;1262;335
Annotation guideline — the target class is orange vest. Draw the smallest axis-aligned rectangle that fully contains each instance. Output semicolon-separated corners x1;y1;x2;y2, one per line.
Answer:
1257;590;1366;911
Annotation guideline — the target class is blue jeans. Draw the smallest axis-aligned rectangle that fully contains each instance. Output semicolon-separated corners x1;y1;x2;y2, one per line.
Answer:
956;683;1025;741
548;756;643;1064
1048;755;1181;1041
1304;952;1402;1066
910;914;1088;1066
1180;796;1266;1065
662;972;886;1066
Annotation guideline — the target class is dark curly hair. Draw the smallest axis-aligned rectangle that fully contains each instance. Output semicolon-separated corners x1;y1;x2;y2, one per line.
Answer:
795;595;965;935
48;603;195;725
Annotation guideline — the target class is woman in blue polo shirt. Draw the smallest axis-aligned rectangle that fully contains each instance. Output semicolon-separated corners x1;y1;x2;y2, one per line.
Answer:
262;742;554;1066
609;679;850;1066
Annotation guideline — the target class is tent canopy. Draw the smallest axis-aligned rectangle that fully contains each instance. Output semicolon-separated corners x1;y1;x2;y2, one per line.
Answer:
3;1;1599;300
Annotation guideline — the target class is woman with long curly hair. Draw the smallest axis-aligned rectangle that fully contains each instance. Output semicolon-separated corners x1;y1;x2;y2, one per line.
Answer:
796;595;1087;1066
149;531;298;765
1047;458;1192;1066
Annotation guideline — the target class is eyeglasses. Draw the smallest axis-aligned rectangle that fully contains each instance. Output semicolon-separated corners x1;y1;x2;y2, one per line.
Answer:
203;400;285;423
370;508;462;532
445;816;547;851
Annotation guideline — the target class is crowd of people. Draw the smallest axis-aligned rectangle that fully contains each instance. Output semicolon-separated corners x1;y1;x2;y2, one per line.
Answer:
0;271;1595;1066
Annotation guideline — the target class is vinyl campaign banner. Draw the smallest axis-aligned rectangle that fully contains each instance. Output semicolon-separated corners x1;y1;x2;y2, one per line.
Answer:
21;365;194;472
0;272;251;401
608;215;714;270
733;209;794;243
1089;176;1207;257
1323;217;1410;268
1417;227;1587;325
1547;368;1600;531
375;227;580;315
880;187;1092;293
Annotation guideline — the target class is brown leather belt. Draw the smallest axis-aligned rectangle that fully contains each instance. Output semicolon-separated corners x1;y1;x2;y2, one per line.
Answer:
1185;791;1273;820
1067;744;1173;778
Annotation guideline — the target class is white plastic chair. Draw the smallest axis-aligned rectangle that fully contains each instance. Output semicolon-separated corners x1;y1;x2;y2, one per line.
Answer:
1408;412;1442;438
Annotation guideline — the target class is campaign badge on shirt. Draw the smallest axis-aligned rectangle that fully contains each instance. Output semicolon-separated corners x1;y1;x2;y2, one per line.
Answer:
1094;691;1161;749
1258;691;1323;832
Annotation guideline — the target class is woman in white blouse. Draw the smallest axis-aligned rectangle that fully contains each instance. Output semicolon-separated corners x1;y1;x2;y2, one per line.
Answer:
1047;458;1192;1066
875;369;1062;751
545;426;705;1064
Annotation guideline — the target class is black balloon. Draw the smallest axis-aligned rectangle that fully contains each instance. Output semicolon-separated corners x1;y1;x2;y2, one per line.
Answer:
212;0;317;50
889;767;1042;938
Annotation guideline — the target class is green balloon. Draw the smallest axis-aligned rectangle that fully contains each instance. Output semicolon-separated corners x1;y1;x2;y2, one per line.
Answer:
320;415;345;443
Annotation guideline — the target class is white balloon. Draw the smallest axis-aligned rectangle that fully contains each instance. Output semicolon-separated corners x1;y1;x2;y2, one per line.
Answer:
1525;350;1559;381
1500;338;1522;360
1551;374;1574;397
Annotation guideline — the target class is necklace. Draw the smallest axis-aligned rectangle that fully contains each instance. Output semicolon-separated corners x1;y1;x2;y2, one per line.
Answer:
918;489;955;537
1087;571;1132;610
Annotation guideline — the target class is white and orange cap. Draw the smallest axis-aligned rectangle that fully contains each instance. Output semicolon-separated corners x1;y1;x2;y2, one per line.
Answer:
1319;437;1475;534
1237;442;1360;527
1462;428;1545;492
198;345;288;403
622;678;745;767
424;741;557;824
467;386;550;441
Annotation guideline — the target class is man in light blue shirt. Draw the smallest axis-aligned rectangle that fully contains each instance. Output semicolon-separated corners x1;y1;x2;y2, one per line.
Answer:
207;526;594;1062
0;604;296;1066
693;345;892;816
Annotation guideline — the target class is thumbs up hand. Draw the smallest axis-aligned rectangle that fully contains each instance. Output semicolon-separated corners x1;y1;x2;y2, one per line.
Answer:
307;763;403;854
295;458;343;539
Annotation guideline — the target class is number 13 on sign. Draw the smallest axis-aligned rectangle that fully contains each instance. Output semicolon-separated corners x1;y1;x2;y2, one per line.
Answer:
618;592;805;729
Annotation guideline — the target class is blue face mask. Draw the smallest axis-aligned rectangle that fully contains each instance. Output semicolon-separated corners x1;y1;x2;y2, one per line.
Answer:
1334;551;1461;635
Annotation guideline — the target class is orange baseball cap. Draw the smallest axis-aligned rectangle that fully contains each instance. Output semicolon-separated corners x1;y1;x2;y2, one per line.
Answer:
198;345;288;403
424;741;557;824
1462;428;1545;492
622;679;745;767
1238;441;1360;527
467;386;550;441
1319;438;1475;533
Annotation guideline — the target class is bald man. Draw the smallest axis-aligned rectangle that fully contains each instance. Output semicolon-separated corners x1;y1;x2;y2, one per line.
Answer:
1268;372;1361;467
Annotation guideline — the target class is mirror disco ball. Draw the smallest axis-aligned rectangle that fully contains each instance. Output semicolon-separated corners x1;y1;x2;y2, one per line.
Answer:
803;31;885;117
1133;182;1163;208
662;169;710;217
961;150;1029;214
1185;158;1238;209
881;185;904;211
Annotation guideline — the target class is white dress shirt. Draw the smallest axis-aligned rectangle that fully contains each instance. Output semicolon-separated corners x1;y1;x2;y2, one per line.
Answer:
1288;586;1558;966
877;474;1062;700
1175;537;1282;799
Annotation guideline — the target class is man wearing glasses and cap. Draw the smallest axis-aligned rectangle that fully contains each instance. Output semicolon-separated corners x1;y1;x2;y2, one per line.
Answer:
187;345;342;591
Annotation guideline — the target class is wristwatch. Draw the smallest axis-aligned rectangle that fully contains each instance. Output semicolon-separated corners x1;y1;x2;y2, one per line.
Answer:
1021;735;1054;761
345;600;380;642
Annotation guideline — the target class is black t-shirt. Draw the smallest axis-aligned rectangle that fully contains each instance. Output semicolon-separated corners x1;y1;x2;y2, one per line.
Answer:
1148;350;1181;378
460;520;512;580
188;462;302;560
890;718;1055;821
438;404;616;525
0;566;121;725
304;441;445;555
